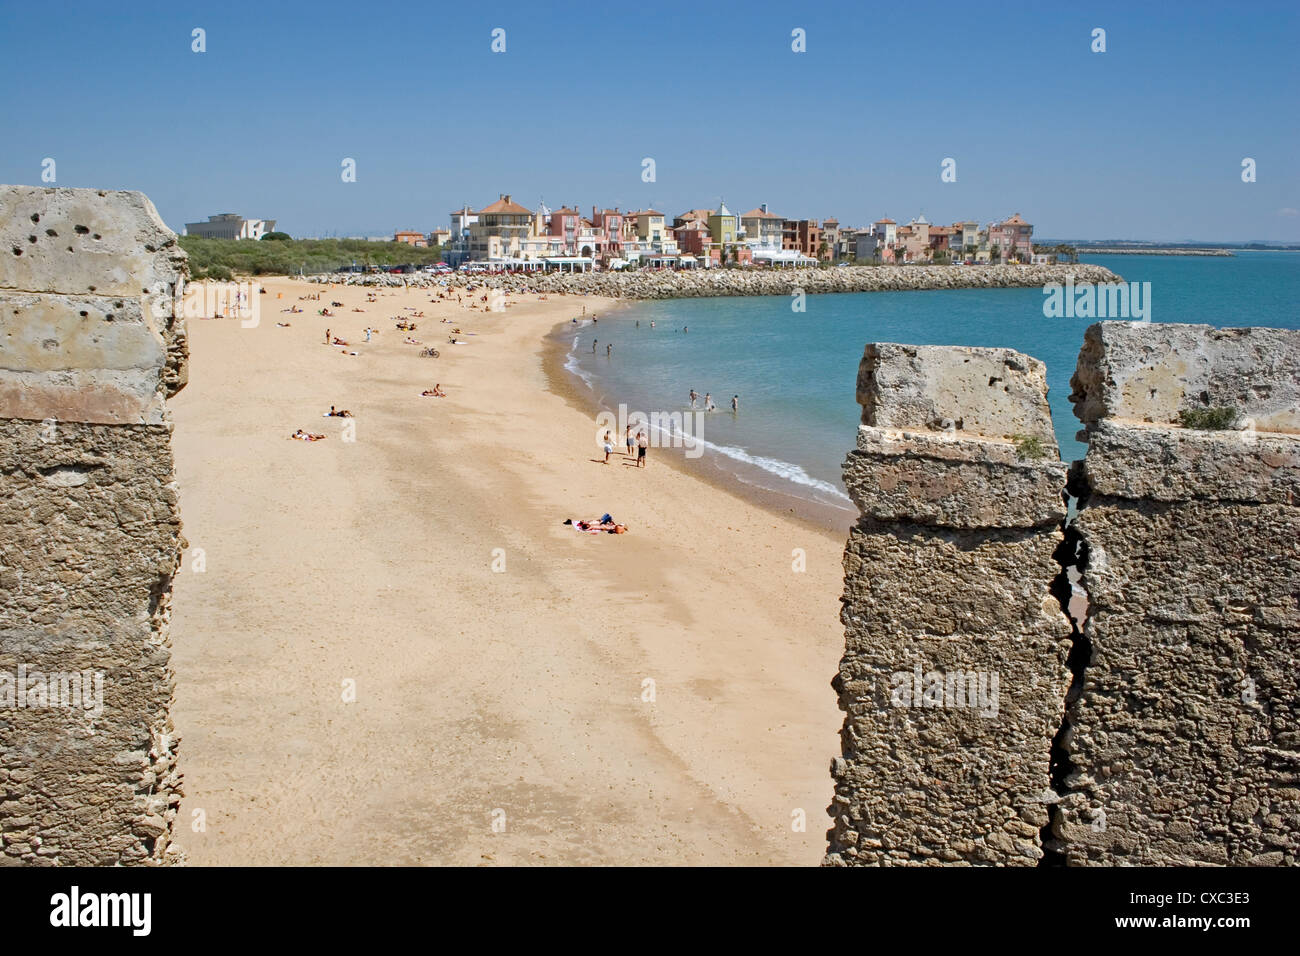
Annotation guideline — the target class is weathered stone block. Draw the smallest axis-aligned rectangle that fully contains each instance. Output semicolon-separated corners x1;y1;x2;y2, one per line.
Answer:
858;342;1058;442
0;293;169;424
0;186;185;299
845;429;1067;529
1079;420;1300;504
0;185;187;406
1070;321;1300;434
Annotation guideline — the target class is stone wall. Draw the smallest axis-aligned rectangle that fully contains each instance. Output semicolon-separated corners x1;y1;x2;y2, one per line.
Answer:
1055;322;1299;865
828;324;1299;867
826;344;1074;865
0;185;187;865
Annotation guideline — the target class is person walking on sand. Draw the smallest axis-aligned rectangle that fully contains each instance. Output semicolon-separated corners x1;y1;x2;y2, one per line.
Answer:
325;328;331;344
731;394;739;413
689;389;698;408
637;430;648;468
626;426;635;458
602;430;614;464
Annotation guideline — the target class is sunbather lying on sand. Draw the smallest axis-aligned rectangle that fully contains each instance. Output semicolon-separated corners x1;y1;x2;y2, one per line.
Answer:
326;406;353;417
291;430;327;441
563;515;628;534
419;384;447;397
405;337;422;345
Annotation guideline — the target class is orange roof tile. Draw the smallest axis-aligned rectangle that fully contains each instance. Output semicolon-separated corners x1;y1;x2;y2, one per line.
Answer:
477;195;533;215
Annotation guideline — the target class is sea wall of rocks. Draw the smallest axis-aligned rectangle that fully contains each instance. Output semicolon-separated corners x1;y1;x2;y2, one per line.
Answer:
826;344;1074;865
828;322;1299;867
0;185;188;865
308;263;1122;299
1055;322;1300;865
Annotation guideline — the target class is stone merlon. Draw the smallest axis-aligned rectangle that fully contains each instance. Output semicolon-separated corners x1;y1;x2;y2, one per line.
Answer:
1;184;188;865
1059;320;1299;866
828;343;1073;867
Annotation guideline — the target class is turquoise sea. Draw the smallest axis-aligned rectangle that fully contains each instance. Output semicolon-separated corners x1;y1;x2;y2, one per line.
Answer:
559;253;1299;521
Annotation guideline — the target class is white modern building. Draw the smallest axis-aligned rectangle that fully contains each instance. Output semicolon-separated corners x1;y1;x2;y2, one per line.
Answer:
184;213;277;240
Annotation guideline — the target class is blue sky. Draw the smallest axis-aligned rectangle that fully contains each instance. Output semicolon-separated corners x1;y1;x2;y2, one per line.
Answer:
1;0;1296;240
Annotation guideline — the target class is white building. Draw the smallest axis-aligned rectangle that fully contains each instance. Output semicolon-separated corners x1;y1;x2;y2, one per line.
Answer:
184;213;277;240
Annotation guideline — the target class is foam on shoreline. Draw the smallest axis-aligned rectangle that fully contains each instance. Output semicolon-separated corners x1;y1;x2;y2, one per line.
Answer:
550;315;856;530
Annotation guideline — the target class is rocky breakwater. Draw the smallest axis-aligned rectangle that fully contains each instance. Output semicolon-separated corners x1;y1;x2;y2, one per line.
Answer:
826;344;1074;866
310;263;1122;299
1057;322;1300;865
0;185;188;865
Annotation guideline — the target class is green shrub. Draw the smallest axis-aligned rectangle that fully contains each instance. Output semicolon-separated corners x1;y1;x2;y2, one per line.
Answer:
179;236;445;277
1010;434;1048;460
261;231;292;241
1177;406;1240;430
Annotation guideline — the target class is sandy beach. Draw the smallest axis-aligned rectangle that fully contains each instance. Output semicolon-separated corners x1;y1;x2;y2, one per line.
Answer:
167;276;846;865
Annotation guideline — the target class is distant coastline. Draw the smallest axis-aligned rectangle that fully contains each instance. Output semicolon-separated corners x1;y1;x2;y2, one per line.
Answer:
1079;247;1233;256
